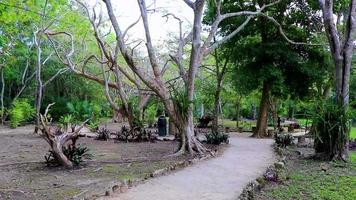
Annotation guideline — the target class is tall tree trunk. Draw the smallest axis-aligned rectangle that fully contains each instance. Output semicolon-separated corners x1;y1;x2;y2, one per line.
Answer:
270;97;278;130
178;0;207;155
34;33;43;134
252;81;270;138
236;96;241;128
212;84;221;132
0;66;4;124
252;103;257;120
288;102;294;119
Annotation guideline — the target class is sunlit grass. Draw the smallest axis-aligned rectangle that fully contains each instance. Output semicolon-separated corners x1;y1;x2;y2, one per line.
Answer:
351;127;356;139
220;119;256;128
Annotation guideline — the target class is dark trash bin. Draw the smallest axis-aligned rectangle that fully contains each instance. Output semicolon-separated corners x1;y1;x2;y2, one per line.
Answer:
157;116;167;136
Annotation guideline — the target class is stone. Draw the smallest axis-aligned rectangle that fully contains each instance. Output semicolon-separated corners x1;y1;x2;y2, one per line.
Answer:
295;150;303;156
320;163;329;171
120;185;128;193
281;156;287;164
112;184;121;193
105;191;111;196
274;162;285;169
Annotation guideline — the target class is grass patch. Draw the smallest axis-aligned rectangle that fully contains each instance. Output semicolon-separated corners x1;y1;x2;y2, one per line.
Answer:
221;119;256;129
296;118;312;127
350;127;356;139
222;119;237;128
257;151;356;200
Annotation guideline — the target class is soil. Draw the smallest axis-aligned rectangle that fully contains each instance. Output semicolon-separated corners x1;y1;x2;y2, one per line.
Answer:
0;124;207;200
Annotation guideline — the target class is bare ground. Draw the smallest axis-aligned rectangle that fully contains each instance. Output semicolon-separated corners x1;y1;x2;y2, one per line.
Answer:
0;124;202;200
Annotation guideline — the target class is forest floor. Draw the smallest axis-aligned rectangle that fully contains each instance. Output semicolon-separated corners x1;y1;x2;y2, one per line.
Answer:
0;124;221;200
104;133;275;200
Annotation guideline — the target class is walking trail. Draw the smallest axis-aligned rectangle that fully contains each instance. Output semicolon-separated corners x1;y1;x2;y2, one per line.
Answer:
107;133;275;200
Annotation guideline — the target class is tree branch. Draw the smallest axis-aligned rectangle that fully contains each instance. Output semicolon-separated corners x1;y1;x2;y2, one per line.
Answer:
137;0;161;78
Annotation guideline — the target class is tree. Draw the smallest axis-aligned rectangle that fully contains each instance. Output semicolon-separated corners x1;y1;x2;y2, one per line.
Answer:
48;0;281;155
211;47;232;132
317;0;356;160
210;0;330;137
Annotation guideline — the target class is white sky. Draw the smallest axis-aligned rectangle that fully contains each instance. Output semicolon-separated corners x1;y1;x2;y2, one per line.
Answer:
89;0;194;44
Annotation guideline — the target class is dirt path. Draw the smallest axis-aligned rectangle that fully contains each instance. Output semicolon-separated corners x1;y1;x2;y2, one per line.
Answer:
107;134;275;200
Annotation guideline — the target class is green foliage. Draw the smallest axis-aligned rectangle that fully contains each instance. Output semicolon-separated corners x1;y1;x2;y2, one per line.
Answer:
145;104;157;127
312;101;349;160
274;133;294;147
205;130;229;145
88;121;99;132
45;145;93;167
58;114;75;129
9;99;35;128
170;86;191;120
66;100;101;122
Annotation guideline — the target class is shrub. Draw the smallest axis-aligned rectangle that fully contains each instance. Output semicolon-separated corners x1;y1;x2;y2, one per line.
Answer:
144;105;157;127
88;121;99;132
66;100;102;122
58;114;76;128
96;127;111;141
205;130;229;145
45;145;93;167
312;101;349;160
274;133;294;147
9;99;35;128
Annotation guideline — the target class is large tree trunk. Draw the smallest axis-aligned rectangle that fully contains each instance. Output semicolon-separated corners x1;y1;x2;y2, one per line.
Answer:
252;81;270;138
162;94;207;156
169;119;178;137
174;111;207;155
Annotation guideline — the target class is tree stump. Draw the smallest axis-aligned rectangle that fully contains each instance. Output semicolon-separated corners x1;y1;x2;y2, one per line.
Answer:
39;103;88;168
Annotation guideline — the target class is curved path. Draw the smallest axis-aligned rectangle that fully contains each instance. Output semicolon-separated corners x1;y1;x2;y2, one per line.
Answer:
108;134;275;200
